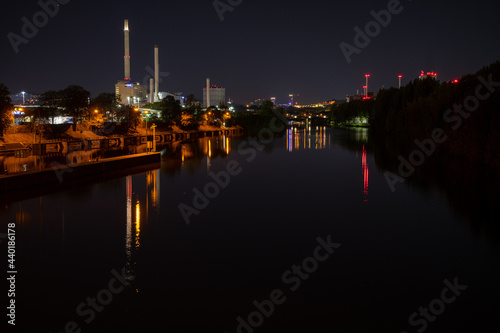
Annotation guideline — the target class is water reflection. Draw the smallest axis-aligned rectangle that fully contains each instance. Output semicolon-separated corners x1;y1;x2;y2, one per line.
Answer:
286;126;330;151
15;202;31;224
0;144;150;175
124;167;161;281
147;169;160;208
371;130;500;240
135;201;141;248
362;144;369;202
286;126;370;203
161;136;233;175
7;127;495;243
125;176;141;280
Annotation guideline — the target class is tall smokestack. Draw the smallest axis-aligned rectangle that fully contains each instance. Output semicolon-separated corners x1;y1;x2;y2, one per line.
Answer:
124;19;131;81
149;78;154;103
206;78;210;107
154;45;159;102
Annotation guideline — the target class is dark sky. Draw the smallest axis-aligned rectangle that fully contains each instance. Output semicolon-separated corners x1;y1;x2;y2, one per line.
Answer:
1;0;499;104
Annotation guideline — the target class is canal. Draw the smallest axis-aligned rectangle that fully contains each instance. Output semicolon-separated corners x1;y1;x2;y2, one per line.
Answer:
1;126;499;332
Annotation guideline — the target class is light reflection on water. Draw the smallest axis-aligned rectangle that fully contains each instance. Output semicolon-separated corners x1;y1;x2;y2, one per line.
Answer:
2;127;499;332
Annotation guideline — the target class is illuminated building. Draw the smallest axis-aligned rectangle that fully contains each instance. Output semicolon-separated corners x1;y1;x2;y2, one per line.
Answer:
249;98;265;106
147;91;185;106
203;83;226;108
115;81;147;105
419;71;438;80
10;92;40;105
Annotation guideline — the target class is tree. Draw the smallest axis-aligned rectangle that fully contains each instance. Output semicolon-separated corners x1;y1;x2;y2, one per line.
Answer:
39;90;61;124
185;94;199;107
259;100;274;116
60;85;90;123
122;106;141;129
160;96;182;126
0;84;13;138
218;101;228;110
92;92;120;121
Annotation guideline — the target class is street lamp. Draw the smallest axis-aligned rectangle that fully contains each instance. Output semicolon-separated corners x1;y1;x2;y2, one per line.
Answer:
398;75;403;89
365;74;370;98
21;91;25;105
151;123;157;152
144;110;150;151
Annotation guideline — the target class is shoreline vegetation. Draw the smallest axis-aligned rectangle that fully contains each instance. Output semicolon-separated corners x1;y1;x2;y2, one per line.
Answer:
331;59;500;172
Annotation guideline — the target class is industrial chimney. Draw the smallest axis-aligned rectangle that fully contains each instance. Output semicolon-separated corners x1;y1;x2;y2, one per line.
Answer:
206;78;210;108
149;78;154;103
124;19;131;81
154;45;159;102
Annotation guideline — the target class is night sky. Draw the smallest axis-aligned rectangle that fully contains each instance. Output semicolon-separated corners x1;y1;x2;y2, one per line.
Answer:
1;0;499;104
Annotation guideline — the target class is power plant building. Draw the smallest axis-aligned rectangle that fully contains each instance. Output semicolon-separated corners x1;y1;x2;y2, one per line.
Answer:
115;19;147;105
115;81;147;105
147;91;185;106
203;81;226;108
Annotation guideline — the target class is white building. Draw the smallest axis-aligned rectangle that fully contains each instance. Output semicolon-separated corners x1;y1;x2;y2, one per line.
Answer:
146;92;185;106
203;85;226;108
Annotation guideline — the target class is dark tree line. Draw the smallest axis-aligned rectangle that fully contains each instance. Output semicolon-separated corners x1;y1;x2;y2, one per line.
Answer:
0;83;13;139
34;85;91;123
329;59;500;163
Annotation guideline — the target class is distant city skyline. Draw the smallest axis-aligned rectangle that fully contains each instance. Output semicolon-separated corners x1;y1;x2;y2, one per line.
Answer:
2;0;500;104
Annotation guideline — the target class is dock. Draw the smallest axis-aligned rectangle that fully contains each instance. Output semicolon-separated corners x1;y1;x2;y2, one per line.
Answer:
25;128;244;154
0;152;161;193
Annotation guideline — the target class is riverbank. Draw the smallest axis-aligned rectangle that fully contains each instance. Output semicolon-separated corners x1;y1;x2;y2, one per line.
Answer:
332;123;370;128
0;152;161;193
0;123;243;145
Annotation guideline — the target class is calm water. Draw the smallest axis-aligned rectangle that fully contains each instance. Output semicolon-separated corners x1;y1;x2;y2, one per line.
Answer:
2;127;499;332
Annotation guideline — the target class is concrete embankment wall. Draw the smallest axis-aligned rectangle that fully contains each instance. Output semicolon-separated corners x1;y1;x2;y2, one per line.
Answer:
0;152;161;192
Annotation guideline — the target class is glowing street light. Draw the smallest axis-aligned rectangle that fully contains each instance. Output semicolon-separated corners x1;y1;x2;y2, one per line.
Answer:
151;123;157;152
144;110;150;151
